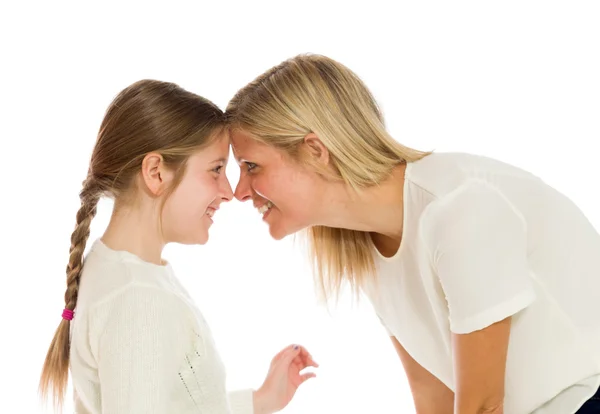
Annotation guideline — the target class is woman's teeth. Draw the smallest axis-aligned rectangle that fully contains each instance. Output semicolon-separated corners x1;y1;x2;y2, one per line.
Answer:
206;208;215;218
258;201;273;215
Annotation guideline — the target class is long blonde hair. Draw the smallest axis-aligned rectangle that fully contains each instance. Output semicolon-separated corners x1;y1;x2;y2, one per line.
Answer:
39;80;226;410
226;54;430;302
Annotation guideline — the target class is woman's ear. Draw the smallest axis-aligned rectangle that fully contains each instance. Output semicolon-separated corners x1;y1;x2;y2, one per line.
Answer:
140;152;173;196
303;133;330;166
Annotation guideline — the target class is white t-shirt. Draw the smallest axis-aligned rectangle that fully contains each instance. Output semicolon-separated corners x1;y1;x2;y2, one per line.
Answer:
362;152;600;414
69;240;253;414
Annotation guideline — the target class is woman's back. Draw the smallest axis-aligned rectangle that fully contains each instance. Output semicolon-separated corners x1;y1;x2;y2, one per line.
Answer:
370;151;600;413
412;151;600;337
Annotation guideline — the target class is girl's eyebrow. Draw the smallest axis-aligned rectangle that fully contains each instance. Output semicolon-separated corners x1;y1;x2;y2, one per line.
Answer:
210;157;228;164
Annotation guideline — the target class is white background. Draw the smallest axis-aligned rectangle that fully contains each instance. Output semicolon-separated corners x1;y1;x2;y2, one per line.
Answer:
1;1;599;413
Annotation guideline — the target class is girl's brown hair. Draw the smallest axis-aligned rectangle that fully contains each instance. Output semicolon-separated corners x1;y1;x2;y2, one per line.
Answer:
39;79;226;410
226;54;430;303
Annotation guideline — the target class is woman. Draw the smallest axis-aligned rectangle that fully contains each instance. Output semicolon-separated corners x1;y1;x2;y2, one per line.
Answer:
225;54;600;414
40;79;317;414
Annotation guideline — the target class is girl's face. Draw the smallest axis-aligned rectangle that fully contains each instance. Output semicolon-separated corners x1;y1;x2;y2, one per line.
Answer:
230;129;323;240
162;133;233;245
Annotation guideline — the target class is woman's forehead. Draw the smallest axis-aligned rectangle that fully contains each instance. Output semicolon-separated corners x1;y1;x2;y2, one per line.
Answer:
230;128;255;146
230;130;269;160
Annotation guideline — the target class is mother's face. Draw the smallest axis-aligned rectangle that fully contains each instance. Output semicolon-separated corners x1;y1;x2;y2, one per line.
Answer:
231;129;321;240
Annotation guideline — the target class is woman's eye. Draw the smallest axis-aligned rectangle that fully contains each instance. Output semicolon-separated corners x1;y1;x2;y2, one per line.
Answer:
213;165;223;174
245;162;257;172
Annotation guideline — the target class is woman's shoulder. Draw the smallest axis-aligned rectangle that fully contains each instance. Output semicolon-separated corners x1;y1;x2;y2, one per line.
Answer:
406;151;536;198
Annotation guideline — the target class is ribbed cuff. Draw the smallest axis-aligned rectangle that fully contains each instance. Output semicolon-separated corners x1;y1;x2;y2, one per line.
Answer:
228;389;254;414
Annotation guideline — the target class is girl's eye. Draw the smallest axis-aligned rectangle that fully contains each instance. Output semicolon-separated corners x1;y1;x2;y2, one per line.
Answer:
212;165;223;174
245;162;257;172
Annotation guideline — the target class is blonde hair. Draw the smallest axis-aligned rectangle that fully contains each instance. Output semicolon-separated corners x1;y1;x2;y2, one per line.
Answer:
39;80;225;410
226;54;431;302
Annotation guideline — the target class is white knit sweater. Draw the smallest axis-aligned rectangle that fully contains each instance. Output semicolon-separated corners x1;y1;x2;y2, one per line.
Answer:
69;239;254;414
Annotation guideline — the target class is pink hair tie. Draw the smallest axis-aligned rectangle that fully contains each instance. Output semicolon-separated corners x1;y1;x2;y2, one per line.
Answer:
62;309;74;321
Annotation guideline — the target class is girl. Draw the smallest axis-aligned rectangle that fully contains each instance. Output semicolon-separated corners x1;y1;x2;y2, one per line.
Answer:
40;79;317;414
224;54;600;414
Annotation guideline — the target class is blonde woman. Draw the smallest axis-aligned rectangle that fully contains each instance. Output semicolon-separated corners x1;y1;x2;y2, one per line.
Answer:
225;54;600;414
40;80;317;414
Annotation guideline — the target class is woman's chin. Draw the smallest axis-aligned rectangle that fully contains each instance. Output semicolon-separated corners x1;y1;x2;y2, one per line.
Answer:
268;223;288;241
268;219;306;241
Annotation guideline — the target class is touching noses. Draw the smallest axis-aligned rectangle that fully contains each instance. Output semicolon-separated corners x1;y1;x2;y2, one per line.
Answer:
234;173;252;202
218;174;234;203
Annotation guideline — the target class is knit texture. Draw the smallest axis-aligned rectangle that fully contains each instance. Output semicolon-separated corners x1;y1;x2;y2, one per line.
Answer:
69;239;254;414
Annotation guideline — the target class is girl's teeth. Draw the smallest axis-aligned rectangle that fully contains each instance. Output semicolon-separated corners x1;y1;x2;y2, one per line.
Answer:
206;209;214;218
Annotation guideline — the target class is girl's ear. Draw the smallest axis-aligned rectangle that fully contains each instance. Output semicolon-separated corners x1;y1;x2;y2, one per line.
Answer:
140;152;174;196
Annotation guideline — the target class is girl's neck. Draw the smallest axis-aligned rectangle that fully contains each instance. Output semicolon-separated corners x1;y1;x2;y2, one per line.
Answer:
101;203;166;266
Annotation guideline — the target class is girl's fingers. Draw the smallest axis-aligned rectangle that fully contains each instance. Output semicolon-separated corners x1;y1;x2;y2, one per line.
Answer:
292;355;313;369
299;347;319;367
292;349;319;368
306;353;319;367
273;344;297;361
300;372;317;384
280;346;303;365
274;344;318;369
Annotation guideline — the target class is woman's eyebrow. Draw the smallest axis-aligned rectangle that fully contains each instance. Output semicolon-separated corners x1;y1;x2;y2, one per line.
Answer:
231;147;243;164
234;155;251;165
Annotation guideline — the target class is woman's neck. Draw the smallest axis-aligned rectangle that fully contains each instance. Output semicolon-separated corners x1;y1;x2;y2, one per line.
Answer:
317;163;406;241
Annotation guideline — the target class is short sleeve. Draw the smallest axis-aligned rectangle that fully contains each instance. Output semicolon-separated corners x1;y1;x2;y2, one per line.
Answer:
377;314;394;336
422;180;536;334
94;285;192;414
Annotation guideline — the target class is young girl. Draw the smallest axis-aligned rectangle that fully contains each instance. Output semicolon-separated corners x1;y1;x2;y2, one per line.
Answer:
40;79;317;414
224;54;600;414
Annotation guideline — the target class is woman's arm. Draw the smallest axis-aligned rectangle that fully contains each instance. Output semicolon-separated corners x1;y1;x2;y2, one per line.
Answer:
452;318;511;414
421;180;537;414
390;336;454;414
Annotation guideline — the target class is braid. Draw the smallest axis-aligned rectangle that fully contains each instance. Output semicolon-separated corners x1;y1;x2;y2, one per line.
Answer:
64;182;100;310
40;78;225;411
39;178;100;410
